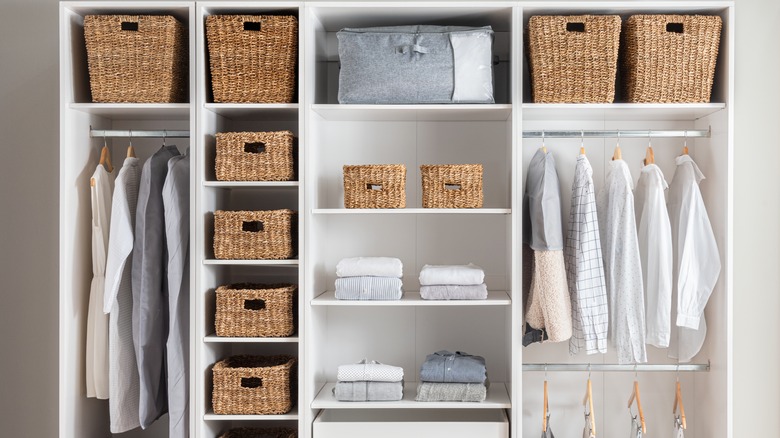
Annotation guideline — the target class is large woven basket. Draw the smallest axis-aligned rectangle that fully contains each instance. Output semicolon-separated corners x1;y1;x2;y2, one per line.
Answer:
212;355;297;415
421;164;484;209
84;15;187;103
622;15;722;103
213;210;296;260
216;131;295;181
343;165;406;209
216;284;297;337
527;15;621;103
206;15;298;103
219;428;297;438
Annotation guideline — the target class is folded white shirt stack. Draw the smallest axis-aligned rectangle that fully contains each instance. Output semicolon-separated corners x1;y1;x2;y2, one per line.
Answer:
334;359;405;402
335;257;403;300
419;263;488;300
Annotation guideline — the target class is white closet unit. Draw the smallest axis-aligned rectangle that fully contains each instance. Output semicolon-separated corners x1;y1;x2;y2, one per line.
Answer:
194;2;305;438
60;1;733;437
59;2;195;437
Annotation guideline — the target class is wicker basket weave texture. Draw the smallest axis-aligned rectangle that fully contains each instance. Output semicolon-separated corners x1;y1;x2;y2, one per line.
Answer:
206;15;298;103
343;164;407;209
213;210;297;260
421;164;484;209
215;284;296;337
622;15;722;103
216;131;295;181
527;15;622;103
219;428;297;438
84;15;188;103
212;355;297;415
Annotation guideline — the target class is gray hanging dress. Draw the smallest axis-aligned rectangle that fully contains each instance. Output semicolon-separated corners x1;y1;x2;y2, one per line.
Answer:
132;145;180;427
163;150;190;438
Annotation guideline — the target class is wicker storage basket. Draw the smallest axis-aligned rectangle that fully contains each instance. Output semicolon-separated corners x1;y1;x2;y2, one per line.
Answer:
213;210;296;260
212;355;297;415
219;428;297;438
216;131;295;181
421;164;484;209
84;15;187;103
343;165;406;209
622;15;722;103
206;15;298;103
216;284;297;337
527;15;622;103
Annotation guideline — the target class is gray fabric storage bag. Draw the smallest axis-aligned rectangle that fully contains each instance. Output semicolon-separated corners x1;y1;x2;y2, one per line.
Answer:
337;25;495;104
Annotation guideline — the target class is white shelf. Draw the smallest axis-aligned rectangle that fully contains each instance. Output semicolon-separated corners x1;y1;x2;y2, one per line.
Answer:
204;103;299;121
311;382;510;409
312;208;511;215
204;334;300;343
522;103;726;122
204;406;299;421
312;291;511;306
68;103;190;120
203;259;300;266
203;181;300;188
311;104;512;122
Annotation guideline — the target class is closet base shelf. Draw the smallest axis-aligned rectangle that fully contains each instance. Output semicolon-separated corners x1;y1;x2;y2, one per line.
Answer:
311;382;510;409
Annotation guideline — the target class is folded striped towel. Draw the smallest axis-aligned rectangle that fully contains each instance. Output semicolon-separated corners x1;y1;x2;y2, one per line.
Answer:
336;257;403;278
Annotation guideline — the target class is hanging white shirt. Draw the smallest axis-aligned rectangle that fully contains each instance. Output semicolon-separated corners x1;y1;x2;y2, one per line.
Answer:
597;159;646;364
667;155;721;362
86;164;113;399
634;164;673;348
103;157;141;433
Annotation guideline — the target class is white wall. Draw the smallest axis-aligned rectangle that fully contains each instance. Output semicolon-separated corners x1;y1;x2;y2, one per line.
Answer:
0;0;774;436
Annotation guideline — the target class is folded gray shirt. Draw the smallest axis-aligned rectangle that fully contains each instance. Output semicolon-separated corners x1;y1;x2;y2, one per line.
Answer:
333;381;404;401
420;350;487;383
420;284;488;300
415;382;486;402
335;277;403;300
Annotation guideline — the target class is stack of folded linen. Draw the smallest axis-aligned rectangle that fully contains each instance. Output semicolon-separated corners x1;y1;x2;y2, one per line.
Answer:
419;263;487;300
415;350;488;402
333;359;404;401
335;257;403;300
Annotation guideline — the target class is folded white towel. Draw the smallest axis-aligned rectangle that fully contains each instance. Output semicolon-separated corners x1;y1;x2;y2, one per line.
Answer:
337;359;404;382
336;257;403;278
419;263;485;286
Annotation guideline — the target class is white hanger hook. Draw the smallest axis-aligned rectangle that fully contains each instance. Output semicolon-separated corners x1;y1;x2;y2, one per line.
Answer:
544;364;548;380
588;363;592;379
163;129;167;146
103;133;107;148
581;129;584;148
542;129;545;149
684;130;688;149
617;129;620;148
129;129;133;147
634;364;638;379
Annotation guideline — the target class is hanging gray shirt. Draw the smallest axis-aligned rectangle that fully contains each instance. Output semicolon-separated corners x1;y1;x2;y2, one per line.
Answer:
524;149;564;251
132;145;180;428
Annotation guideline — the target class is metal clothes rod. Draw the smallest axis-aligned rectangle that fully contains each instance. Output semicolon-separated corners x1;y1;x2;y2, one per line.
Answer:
90;129;190;138
523;363;710;372
523;129;710;139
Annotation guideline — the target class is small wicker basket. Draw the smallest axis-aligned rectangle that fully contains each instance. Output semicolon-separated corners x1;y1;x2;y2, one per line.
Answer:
84;15;188;103
212;355;297;415
206;15;298;103
343;165;406;209
216;284;297;337
421;164;483;209
219;428;297;438
527;15;622;103
216;131;295;181
213;210;296;260
622;15;722;103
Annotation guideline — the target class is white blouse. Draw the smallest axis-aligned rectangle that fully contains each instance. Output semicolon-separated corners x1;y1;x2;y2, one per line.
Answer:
667;155;721;362
634;164;673;348
597;159;647;364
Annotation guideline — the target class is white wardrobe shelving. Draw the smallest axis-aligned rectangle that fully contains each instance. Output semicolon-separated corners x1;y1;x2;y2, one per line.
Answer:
60;2;733;438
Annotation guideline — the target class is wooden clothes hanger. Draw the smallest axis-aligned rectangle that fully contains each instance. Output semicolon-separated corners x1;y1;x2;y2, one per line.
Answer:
682;130;690;155
674;378;687;429
92;136;114;187
580;130;586;155
644;134;655;165
582;369;596;436
127;130;136;158
612;130;622;160
541;130;547;153
543;379;549;432
627;372;647;434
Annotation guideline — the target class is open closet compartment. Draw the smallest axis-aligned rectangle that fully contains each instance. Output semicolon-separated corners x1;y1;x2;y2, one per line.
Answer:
303;3;519;436
195;2;305;438
59;2;195;437
519;2;733;438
